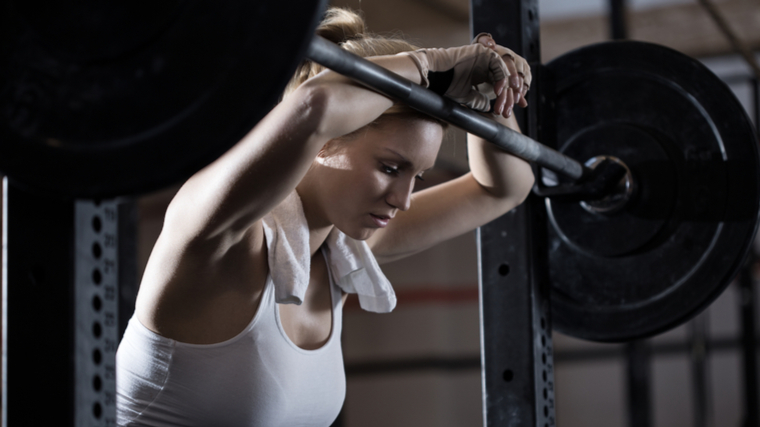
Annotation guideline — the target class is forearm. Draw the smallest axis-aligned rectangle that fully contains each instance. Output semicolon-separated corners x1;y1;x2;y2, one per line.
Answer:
467;113;535;206
369;116;535;263
302;54;424;140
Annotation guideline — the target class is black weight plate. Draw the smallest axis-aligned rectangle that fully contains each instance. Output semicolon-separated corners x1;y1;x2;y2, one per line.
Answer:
545;41;760;342
0;0;327;198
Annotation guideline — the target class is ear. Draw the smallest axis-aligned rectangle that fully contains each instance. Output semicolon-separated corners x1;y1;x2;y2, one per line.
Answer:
318;138;345;158
317;141;332;158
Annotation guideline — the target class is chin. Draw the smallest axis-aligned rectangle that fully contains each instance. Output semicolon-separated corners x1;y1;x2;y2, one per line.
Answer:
338;225;376;241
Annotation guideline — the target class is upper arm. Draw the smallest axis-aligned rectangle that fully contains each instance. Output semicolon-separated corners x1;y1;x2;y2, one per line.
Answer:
161;86;330;247
163;54;425;250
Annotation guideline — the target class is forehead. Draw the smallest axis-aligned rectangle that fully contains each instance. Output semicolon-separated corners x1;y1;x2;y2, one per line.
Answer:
361;118;443;168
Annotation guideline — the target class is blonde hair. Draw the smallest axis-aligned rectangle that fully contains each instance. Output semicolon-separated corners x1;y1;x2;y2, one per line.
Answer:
284;7;447;130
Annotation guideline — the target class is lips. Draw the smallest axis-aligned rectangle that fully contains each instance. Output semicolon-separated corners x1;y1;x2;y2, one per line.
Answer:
370;213;392;228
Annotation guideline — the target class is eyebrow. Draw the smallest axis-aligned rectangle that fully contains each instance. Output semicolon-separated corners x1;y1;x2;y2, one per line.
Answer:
382;148;434;172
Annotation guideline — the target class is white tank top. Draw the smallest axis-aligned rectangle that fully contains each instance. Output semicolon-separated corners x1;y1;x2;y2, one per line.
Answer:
116;256;346;427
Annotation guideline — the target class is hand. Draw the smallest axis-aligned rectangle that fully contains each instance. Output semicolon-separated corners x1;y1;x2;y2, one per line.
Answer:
401;44;510;113
473;33;532;118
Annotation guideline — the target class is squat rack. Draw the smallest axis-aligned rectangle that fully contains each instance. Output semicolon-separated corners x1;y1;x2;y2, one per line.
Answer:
470;1;557;425
2;1;759;427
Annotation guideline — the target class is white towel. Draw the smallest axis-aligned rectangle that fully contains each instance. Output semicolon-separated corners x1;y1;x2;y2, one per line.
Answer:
261;191;397;313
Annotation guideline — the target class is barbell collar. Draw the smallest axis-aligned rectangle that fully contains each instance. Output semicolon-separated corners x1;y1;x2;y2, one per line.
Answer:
306;35;590;182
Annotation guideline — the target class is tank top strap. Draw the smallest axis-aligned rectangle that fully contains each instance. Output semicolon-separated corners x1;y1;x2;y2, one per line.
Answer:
322;247;343;335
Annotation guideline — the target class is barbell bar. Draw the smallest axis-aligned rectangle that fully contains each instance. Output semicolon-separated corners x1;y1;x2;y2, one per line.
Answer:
306;35;591;182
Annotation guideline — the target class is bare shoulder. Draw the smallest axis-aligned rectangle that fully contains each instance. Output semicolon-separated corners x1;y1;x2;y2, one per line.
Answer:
135;220;269;344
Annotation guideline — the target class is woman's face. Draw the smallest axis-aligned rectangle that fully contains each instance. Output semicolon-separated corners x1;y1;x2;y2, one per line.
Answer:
311;117;443;240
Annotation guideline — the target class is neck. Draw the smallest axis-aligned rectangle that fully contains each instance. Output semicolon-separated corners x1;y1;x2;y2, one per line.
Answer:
295;185;333;257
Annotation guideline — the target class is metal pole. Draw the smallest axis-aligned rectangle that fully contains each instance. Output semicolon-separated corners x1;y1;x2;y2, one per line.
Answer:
753;77;759;130
471;1;555;426
738;254;759;427
626;340;652;427
689;314;712;427
609;0;628;40
306;36;589;182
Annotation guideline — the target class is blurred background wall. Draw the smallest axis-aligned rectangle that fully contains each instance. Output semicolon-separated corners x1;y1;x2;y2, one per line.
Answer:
3;0;751;426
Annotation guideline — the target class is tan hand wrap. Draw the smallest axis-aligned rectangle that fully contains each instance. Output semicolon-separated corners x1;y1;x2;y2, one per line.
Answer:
399;44;509;112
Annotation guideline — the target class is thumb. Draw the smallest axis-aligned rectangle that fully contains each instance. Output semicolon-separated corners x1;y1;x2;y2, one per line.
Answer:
460;90;491;112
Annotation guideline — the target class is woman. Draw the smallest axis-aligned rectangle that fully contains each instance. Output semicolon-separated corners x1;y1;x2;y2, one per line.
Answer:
117;7;534;427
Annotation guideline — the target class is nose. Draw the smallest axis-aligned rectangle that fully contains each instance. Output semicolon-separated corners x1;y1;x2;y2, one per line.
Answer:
386;177;414;211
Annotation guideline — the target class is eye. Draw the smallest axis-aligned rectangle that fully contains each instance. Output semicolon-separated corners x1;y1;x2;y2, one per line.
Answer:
381;164;399;175
415;174;425;182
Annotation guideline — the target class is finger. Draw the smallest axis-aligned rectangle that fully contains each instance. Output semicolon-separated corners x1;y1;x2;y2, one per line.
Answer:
516;77;527;107
487;50;511;87
477;35;496;50
472;32;494;46
494;81;508;115
517;88;528;108
518;74;525;103
518;83;529;108
520;81;530;108
522;62;533;89
492;78;506;97
504;88;515;118
517;62;531;108
500;58;519;92
497;53;520;92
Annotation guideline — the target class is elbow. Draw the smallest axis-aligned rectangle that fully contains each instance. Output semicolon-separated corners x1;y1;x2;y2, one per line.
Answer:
514;166;535;205
290;80;334;140
482;162;535;211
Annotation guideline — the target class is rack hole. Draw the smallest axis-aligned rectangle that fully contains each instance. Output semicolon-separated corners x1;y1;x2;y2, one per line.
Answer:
498;264;510;277
92;242;102;259
93;375;102;392
92;295;102;312
91;216;102;233
92;322;102;339
93;402;102;419
502;369;514;382
92;269;102;285
92;349;102;365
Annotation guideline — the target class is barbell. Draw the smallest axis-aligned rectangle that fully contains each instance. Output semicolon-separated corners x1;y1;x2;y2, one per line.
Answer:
305;36;760;342
1;0;758;342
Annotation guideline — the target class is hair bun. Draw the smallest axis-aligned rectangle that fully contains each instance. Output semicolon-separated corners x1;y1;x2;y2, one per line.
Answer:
317;7;366;45
283;6;419;99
